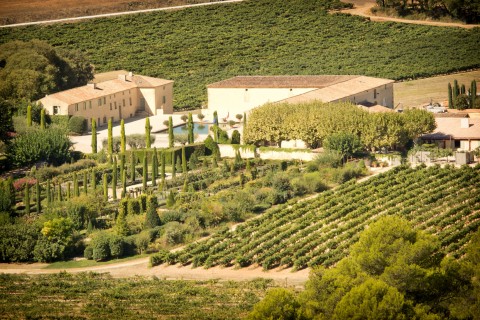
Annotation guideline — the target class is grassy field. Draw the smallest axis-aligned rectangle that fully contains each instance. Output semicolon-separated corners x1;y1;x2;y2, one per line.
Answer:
0;272;275;319
44;254;148;269
394;70;480;108
1;0;479;108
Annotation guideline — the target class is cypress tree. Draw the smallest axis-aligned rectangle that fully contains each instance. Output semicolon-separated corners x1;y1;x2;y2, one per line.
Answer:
24;183;30;214
73;173;79;197
91;168;96;192
448;83;453;109
453;79;459;101
145;117;151;149
168;116;174;148
144;196;161;229
91;118;97;154
172;151;176;178
471;80;477;107
122;170;127;198
0;178;15;214
152;148;158;187
187;113;194;144
46;179;52;204
130;152;135;183
120;119;126;153
120;154;125;183
160;151;166;185
27;105;32;127
40;108;46;129
67;182;71;199
182;176;188;192
142;154;148;191
57;183;62;202
176;157;182;174
35;180;41;214
182;146;187;174
213;111;219;126
112;158;117;200
461;84;466;95
115;209;128;236
108;118;113;157
83;171;88;195
103;173;108;202
243;112;247;128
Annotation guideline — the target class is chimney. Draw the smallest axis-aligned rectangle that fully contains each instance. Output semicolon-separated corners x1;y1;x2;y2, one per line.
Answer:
118;74;127;81
87;83;97;89
460;117;469;128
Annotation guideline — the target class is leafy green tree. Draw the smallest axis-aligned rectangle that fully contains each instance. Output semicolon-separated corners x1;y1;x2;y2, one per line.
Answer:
231;130;241;144
0;99;15;144
455;94;470;110
248;288;302;320
0;178;15;214
120;119;126;153
34;217;74;262
91;231;111;261
323;132;363;160
145;195;161;229
109;234;124;259
91;118;97;153
145;117;151;148
91;168;96;192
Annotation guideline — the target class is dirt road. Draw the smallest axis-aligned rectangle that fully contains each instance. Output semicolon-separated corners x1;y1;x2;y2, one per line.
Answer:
338;0;478;29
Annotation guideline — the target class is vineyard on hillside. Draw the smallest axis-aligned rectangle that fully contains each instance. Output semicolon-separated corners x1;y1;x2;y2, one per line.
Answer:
158;164;480;270
1;0;479;108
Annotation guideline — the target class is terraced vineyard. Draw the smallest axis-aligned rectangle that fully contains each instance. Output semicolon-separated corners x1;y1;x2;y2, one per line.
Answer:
170;164;480;270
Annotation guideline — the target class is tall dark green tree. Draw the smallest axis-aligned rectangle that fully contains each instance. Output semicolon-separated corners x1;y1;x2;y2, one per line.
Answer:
107;118;113;157
130;152;135;183
160;151;166;186
152;148;158;187
46;180;52;205
181;146;187;174
187;113;194;144
145;117;151;149
142;154;148;191
168;116;174;148
121;170;127;198
83;171;88;195
471;80;477;107
91;168;96;192
66;182;71;199
171;151;176;178
26;105;32;127
144;195;161;229
112;158;117;200
448;83;453;109
120;119;126;153
453;79;460;101
40;108;46;129
91;118;97;154
35;179;41;214
73;173;79;197
57;182;62;202
103;173;108;202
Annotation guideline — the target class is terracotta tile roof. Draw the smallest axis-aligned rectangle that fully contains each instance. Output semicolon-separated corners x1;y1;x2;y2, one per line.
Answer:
280;76;394;103
422;117;480;140
207;75;359;89
40;72;173;105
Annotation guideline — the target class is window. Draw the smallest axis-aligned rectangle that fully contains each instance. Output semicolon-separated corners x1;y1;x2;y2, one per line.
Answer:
83;102;86;110
374;89;377;99
129;98;132;106
75;103;78;111
114;102;117;109
97;118;100;125
122;99;125;107
110;103;112;110
53;106;59;115
103;116;107;124
89;101;92;109
103;97;106;104
98;98;102;106
162;96;166;104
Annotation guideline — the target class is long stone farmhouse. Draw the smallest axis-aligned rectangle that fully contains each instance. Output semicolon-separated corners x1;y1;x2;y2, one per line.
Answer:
207;75;395;117
39;71;174;129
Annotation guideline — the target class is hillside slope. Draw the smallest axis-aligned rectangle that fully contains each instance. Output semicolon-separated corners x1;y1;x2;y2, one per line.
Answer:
174;165;480;270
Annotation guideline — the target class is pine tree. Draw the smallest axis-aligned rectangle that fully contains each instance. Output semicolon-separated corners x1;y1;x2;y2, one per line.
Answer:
83;171;88;195
27;105;32;127
130;152;136;183
142;154;148;191
35;180;41;214
24;183;30;214
91;168;96;192
73;173;79;197
112;158;117;200
145;117;151;149
168;116;174;148
91;118;97;153
187;113;194;144
120;119;126;153
40;108;46;129
103;173;108;202
152;148;158;187
144;196;161;229
47;180;52;205
448;83;453;109
182;146;187;174
108;118;113;157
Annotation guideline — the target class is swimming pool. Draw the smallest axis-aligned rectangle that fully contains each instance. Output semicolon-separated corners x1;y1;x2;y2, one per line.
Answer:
172;123;210;135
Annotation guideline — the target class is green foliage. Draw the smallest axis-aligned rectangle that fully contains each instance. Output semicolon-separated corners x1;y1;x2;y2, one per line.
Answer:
454;94;470;110
40;108;46;129
1;1;478;108
120;119;125;153
0;178;15;214
168;116;174;148
34;217;74;262
323;132;363;159
107;118;113;155
248;288;302;320
8;127;71;166
0;40;93;101
187;113;194;144
231;130;241;145
91;118;97;153
0;222;39;262
67;115;86;135
145;117;151;149
144;196;161;229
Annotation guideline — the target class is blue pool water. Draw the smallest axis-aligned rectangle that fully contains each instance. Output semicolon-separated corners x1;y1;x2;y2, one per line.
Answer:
173;123;210;135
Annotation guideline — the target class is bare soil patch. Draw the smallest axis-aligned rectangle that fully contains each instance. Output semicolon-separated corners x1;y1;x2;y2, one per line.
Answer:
0;0;217;25
338;0;478;29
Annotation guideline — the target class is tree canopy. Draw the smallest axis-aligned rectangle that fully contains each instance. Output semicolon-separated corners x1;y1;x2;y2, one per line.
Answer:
0;40;93;101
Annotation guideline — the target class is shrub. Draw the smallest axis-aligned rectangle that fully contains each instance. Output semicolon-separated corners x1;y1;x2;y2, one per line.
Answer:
91;232;111;261
68;116;87;135
164;221;188;245
231;130;241;144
